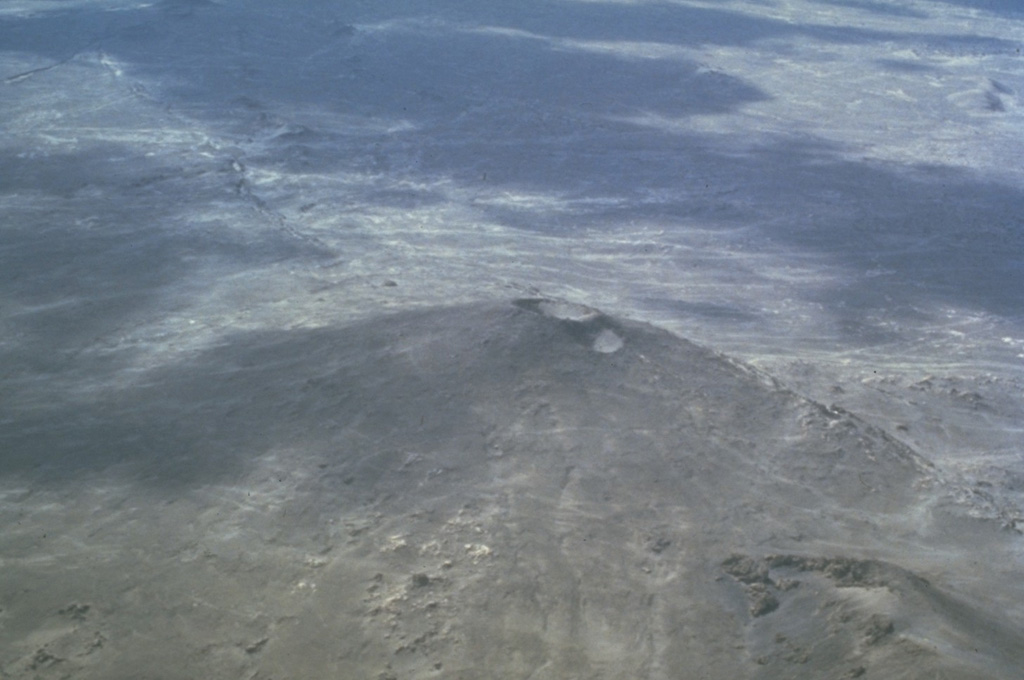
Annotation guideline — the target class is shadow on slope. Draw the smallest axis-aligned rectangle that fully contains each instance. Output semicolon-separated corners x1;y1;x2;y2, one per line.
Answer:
2;298;1021;679
2;298;930;504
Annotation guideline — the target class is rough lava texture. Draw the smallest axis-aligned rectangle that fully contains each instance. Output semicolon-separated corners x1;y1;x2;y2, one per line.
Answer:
1;299;1021;679
2;0;1023;677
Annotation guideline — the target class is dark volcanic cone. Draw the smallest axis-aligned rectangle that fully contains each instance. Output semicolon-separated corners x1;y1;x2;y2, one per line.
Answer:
2;299;1021;679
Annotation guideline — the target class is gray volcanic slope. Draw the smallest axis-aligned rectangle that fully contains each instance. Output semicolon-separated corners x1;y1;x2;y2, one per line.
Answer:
1;299;1022;679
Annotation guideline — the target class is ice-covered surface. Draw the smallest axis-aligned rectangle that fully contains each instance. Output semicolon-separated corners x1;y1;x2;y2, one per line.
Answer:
2;0;1023;678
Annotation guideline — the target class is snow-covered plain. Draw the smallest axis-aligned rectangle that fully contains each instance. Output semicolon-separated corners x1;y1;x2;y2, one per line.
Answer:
2;0;1023;678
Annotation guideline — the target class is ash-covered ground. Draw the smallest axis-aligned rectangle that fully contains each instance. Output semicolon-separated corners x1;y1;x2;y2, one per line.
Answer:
2;1;1023;678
